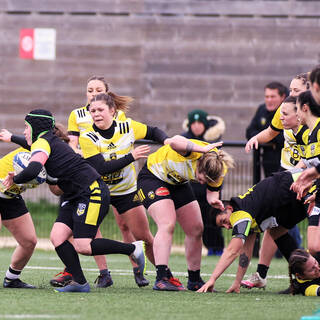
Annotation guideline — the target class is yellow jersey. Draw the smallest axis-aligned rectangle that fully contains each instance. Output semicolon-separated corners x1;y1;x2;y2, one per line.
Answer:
79;118;147;196
147;139;227;190
0;147;30;198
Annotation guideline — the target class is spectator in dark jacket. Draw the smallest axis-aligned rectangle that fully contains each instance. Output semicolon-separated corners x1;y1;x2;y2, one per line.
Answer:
182;109;226;256
246;82;288;177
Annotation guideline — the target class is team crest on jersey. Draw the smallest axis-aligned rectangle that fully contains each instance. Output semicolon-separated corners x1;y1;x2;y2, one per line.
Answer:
260;117;266;126
77;203;86;216
155;187;170;196
148;191;155;199
110;152;117;160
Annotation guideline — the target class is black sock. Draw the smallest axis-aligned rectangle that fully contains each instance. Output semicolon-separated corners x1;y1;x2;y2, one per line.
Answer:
257;264;269;279
188;269;200;282
274;233;298;262
156;265;168;280
55;240;86;285
166;267;173;279
100;269;109;275
90;238;135;256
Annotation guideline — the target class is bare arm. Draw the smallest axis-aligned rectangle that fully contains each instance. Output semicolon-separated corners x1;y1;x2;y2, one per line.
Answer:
226;233;256;293
68;135;83;155
164;135;223;156
206;190;224;211
197;237;243;292
245;127;279;153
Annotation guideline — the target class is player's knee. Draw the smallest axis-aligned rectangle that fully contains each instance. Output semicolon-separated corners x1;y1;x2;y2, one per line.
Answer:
23;236;37;250
73;242;92;255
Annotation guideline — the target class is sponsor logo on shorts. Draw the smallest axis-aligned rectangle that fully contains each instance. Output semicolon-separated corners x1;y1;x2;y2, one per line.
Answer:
155;187;170;196
77;203;86;216
148;191;155;199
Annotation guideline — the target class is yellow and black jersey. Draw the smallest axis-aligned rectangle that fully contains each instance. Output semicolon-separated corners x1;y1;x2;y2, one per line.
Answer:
68;104;92;136
0;147;29;198
281;125;309;169
293;277;320;296
31;131;100;199
298;118;320;169
270;107;283;131
147;139;227;190
229;171;306;241
79;119;148;196
68;104;126;136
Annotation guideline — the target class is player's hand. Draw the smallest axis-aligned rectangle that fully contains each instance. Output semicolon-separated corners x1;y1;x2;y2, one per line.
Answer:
131;145;150;160
208;198;225;211
226;282;240;293
290;168;318;200
197;279;216;293
204;141;223;153
0;129;12;142
2;172;15;189
245;137;259;153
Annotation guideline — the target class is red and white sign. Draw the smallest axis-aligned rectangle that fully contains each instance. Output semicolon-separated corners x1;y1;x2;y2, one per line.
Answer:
20;28;56;60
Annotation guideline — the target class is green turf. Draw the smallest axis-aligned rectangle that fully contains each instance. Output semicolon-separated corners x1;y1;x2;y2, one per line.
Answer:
0;248;318;320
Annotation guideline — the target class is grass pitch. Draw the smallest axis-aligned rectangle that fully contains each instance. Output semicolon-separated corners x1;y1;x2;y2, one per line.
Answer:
0;248;318;320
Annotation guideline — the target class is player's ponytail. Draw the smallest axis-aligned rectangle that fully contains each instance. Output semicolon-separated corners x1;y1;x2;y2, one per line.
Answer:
288;249;310;295
197;149;234;184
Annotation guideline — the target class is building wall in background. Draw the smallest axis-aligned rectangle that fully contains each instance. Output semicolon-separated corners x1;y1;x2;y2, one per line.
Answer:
0;0;319;156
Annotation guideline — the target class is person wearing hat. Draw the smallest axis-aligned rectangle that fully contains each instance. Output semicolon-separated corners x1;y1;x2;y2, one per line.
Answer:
182;109;226;256
182;109;225;143
1;109;147;293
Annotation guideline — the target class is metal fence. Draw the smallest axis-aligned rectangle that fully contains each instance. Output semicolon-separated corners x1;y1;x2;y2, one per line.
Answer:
0;141;308;250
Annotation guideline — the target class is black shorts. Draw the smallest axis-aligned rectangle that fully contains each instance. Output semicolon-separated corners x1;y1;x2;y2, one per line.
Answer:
0;196;28;220
137;164;196;210
56;179;110;239
110;192;141;214
276;200;307;230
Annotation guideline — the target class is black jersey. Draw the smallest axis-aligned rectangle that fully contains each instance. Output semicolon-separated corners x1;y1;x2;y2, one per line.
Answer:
31;131;100;199
229;171;306;240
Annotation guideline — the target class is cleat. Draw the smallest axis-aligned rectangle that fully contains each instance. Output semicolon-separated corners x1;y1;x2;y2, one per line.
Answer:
153;278;179;291
94;270;113;288
131;241;146;277
3;278;36;289
169;277;186;291
241;272;267;289
187;278;205;291
54;281;90;293
50;268;72;287
133;267;149;287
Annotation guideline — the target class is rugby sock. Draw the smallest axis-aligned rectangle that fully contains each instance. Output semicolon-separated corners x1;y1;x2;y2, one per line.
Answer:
55;240;87;285
188;269;201;282
156;265;168;280
257;264;269;279
100;269;110;275
274;233;298;262
90;238;135;256
166;267;173;279
5;266;21;280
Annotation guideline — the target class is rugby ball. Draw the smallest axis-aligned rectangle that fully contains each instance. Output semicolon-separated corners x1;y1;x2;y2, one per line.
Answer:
13;152;47;186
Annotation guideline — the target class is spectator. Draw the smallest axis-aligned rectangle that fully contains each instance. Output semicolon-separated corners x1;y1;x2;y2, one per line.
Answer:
182;109;226;256
246;82;288;177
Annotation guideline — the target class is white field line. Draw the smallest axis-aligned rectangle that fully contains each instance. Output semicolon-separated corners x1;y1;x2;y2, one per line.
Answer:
24;265;289;279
